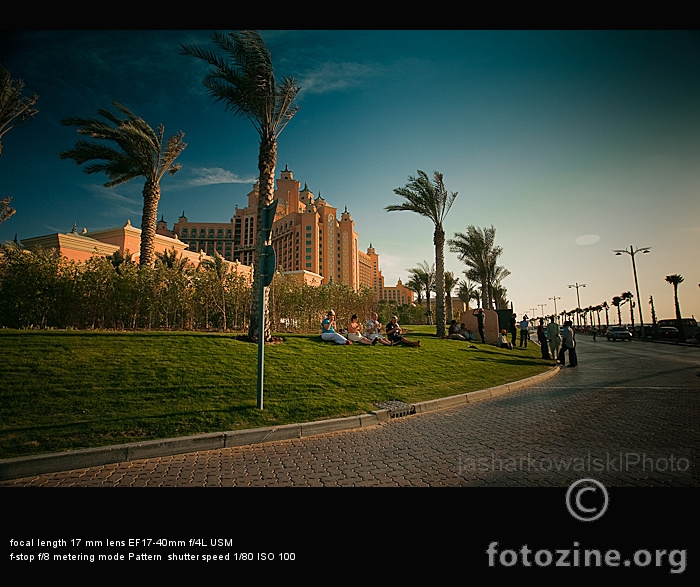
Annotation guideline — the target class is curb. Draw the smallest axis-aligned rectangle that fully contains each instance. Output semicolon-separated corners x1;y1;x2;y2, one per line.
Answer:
0;366;560;482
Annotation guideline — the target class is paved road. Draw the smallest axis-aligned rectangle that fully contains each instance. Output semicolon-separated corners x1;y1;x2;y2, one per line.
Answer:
2;337;698;487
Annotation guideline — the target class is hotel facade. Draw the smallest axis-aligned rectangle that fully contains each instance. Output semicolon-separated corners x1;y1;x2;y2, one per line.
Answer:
163;166;412;301
21;166;413;303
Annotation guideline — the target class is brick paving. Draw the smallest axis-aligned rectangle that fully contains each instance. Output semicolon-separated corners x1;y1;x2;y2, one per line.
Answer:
2;337;698;487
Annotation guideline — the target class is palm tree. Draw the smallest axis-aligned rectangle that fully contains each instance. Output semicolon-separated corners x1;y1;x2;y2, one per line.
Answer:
665;274;685;341
612;296;623;325
621;291;635;331
457;278;480;309
443;270;457;323
387;171;457;337
0;196;15;225
0;62;39;157
601;301;610;328
181;31;300;341
60;101;186;267
593;304;603;329
649;295;658;337
405;275;424;308
1;64;38;227
448;225;506;311
408;261;435;325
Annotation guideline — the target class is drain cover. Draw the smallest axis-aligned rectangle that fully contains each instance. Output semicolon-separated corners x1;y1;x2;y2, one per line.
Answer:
373;400;414;418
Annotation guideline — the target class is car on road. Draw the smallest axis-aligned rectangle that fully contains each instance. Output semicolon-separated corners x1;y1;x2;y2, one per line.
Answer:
658;326;680;339
606;326;632;341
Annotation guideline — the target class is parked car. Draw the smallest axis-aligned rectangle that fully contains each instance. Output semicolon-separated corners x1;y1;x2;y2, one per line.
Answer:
658;326;679;339
658;318;698;339
606;326;632;341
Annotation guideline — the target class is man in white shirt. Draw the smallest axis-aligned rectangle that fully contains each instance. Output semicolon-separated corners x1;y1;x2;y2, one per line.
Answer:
365;312;392;346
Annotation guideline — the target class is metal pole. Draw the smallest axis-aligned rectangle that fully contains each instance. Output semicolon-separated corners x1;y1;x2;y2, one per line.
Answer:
630;246;645;337
614;245;650;338
256;272;265;410
549;295;560;321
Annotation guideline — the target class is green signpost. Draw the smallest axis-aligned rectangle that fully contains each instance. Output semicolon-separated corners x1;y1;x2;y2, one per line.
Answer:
257;200;278;410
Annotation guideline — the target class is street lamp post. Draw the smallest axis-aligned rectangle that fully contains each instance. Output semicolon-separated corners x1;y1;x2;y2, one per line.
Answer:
549;295;560;321
614;245;650;337
567;283;586;327
538;303;547;317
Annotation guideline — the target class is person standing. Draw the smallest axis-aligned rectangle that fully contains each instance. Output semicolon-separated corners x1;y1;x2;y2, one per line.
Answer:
509;313;518;346
473;308;486;343
519;315;530;348
559;320;578;367
546;316;561;361
537;318;551;359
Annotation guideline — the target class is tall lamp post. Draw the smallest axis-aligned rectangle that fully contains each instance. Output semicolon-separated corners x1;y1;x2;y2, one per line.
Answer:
549;295;560;320
614;245;650;337
567;283;586;327
538;303;547;317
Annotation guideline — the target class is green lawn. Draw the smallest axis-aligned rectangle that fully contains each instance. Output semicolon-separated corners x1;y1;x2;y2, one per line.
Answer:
0;326;553;459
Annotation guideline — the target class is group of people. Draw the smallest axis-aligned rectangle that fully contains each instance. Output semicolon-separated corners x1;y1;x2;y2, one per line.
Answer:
447;320;477;341
321;309;577;365
321;311;421;347
500;314;577;366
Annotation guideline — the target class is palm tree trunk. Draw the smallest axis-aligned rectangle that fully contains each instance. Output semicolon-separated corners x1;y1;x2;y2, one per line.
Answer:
674;284;684;341
434;226;446;337
140;180;160;267
248;135;277;340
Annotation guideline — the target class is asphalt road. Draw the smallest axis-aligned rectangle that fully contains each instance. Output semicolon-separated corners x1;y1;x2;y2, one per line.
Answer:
2;336;698;487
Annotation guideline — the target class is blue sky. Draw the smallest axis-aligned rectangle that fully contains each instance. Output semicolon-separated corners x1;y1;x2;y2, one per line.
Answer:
1;30;699;322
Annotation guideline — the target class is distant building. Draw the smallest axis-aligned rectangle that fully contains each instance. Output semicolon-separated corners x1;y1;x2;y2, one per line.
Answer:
21;220;253;283
164;165;412;300
20;166;413;300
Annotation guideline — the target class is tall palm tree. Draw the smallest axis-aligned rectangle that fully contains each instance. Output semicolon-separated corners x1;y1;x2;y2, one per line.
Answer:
408;261;435;325
448;225;506;311
443;270;457;323
388;171;457;337
60;101;186;267
612;296;623;325
0;62;39;157
621;291;635;330
665;274;685;341
181;31;300;341
601;301;610;328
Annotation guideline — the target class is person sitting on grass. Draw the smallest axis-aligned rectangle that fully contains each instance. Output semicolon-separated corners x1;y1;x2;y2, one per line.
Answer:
386;316;420;347
321;310;352;345
459;323;475;340
498;329;513;349
347;314;375;345
448;319;466;340
364;312;393;346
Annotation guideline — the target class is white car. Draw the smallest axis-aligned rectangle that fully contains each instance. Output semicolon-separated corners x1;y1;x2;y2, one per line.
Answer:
606;326;632;341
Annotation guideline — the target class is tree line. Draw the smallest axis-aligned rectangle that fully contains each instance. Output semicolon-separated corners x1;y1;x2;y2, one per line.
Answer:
0;244;391;332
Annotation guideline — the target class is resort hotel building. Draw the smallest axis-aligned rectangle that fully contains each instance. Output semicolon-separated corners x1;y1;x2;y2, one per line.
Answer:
21;166;413;302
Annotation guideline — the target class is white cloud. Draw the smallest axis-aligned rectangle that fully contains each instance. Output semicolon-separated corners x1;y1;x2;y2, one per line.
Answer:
575;234;600;246
297;61;385;95
188;168;256;186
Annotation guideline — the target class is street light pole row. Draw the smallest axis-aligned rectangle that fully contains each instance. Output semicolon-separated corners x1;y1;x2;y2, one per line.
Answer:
541;246;649;332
